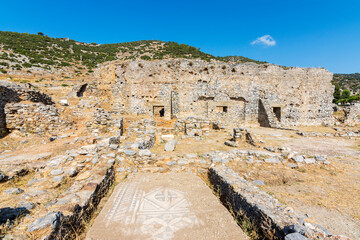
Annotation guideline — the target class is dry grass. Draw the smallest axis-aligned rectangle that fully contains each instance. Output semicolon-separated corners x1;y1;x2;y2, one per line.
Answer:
295;125;337;133
0;170;35;202
228;160;360;221
150;130;257;156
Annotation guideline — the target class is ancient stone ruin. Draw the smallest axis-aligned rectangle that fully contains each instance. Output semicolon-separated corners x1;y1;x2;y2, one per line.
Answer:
0;59;357;240
343;102;360;124
98;59;334;127
0;80;55;137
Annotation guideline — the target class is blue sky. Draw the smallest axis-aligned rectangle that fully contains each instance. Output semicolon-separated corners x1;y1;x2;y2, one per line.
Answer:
1;0;360;73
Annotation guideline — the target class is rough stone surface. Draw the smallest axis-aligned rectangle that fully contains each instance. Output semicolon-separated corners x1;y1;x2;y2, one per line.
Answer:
164;140;177;152
139;149;152;157
0;80;55;137
124;149;137;156
4;188;24;195
264;158;280;164
50;168;64;176
225;140;238;147
97;59;334;127
293;156;304;163
0;207;29;224
252;180;265;185
285;233;308;240
304;158;316;164
27;211;63;232
343;102;360;124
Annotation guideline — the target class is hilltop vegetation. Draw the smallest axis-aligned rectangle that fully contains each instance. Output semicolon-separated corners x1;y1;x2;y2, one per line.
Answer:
218;55;267;64
332;73;360;94
0;31;263;74
332;73;360;104
0;31;118;70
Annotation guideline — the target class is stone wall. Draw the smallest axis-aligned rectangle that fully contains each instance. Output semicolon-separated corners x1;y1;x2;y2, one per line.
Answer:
208;165;340;239
98;59;334;128
1;141;117;239
5;103;61;135
174;117;211;136
0;80;56;137
344;102;360;124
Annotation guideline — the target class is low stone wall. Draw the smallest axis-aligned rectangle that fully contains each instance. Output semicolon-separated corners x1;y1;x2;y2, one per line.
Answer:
94;108;112;125
344;102;360;124
175;118;211;136
5;103;62;135
48;166;115;239
1;140;118;239
0;80;55;137
207;165;341;240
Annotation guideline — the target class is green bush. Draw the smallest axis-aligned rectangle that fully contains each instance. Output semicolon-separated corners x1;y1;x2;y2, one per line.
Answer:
0;30;266;72
23;62;32;68
341;89;350;99
140;55;151;60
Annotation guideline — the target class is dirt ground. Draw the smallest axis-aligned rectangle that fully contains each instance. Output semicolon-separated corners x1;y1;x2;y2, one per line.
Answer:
1;105;359;239
150;130;257;156
228;126;360;239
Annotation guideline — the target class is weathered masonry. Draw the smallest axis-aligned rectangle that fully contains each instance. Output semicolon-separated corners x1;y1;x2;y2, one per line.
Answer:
99;59;334;127
0;80;55;137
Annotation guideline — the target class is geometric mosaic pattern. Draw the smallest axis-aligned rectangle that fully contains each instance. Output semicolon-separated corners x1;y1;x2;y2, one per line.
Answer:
105;178;203;240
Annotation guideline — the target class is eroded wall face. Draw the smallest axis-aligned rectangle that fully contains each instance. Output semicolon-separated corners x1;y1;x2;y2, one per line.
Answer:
5;103;60;135
344;103;360;124
103;59;333;127
0;81;56;137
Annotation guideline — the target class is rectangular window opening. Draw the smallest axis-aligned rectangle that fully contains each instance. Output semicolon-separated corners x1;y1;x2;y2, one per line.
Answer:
273;107;281;122
216;106;228;113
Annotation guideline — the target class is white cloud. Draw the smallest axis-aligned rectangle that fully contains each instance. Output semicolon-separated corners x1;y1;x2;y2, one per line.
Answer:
251;35;276;47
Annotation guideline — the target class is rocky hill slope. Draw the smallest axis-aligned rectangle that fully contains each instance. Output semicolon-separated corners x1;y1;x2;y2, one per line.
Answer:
333;73;360;94
0;31;264;78
2;30;359;94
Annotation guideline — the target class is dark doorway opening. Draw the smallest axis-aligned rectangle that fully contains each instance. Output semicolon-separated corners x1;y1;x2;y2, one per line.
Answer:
159;108;164;117
217;106;228;113
154;106;165;117
273;107;281;122
77;84;87;97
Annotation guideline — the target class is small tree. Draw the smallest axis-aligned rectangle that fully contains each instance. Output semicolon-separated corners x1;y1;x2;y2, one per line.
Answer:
341;89;350;99
333;84;341;103
37;32;44;36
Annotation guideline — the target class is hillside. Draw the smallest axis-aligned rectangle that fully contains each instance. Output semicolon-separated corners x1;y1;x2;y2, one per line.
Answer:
0;31;263;77
218;55;267;64
332;73;360;94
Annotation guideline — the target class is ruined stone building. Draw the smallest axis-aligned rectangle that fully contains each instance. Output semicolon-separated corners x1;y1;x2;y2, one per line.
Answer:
0;59;335;138
98;59;334;127
0;80;58;137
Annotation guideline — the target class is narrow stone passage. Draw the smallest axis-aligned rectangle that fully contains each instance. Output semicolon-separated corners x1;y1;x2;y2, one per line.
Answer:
86;172;248;240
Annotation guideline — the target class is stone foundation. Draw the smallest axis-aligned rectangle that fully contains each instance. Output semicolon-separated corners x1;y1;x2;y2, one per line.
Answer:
344;102;360;124
47;166;115;240
5;103;61;135
208;165;337;239
0;80;55;137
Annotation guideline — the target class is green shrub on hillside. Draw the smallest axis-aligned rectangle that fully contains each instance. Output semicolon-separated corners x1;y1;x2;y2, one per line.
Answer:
0;31;265;72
